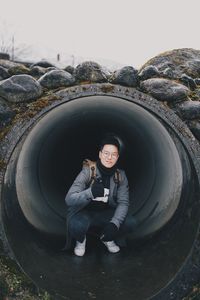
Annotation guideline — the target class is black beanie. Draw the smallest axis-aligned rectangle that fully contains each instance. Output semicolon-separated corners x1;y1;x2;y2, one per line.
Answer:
99;134;120;152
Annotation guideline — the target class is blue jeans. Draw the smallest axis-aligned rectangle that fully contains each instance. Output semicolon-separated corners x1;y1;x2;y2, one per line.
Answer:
68;208;136;244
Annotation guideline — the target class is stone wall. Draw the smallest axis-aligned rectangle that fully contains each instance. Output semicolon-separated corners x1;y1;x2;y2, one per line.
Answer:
1;48;200;146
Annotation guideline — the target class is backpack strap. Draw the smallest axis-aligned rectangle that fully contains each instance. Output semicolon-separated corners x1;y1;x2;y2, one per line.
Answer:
83;159;97;187
113;169;121;185
113;169;121;201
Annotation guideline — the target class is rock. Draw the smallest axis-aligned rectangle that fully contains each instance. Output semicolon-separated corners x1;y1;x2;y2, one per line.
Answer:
110;66;138;87
0;75;42;103
138;65;160;81
0;66;9;80
179;74;197;90
0;99;15;127
38;69;75;89
174;100;200;120
8;64;30;76
195;78;200;85
0;59;26;69
140;48;200;80
187;120;200;141
46;67;57;72
0;52;10;60
31;60;55;68
74;61;108;83
29;66;46;78
64;65;75;74
140;78;190;102
160;67;177;79
195;88;200;98
181;59;200;78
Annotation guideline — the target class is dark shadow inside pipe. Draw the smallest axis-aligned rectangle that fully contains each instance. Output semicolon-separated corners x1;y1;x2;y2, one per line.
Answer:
15;96;184;237
2;95;200;299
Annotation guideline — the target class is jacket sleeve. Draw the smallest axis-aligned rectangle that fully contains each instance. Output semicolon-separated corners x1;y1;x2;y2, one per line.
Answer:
110;170;129;228
65;167;94;207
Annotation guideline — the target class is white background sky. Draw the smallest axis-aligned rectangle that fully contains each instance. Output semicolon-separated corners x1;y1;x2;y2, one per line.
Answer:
0;0;200;68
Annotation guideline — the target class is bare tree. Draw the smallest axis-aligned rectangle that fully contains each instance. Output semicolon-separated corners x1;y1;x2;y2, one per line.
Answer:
0;20;30;60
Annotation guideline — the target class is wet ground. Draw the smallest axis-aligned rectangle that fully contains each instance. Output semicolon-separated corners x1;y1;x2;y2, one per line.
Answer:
4;212;198;300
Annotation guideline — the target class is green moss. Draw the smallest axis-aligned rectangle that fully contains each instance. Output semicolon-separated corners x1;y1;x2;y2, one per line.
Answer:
8;65;31;76
0;124;12;142
0;251;52;299
0;92;62;147
0;159;6;170
17;93;61;120
101;84;115;93
188;90;200;101
80;80;92;84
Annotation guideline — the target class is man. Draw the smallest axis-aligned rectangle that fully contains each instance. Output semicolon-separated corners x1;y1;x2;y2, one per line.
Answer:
65;135;134;256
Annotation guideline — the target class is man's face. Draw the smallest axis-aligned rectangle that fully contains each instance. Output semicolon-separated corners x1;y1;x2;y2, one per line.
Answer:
99;144;119;168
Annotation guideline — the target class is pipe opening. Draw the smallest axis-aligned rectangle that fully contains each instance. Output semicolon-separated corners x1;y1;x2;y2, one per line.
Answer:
2;94;200;299
15;96;184;237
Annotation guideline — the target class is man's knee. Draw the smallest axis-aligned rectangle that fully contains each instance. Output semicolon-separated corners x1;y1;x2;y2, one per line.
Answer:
69;212;90;233
121;215;137;233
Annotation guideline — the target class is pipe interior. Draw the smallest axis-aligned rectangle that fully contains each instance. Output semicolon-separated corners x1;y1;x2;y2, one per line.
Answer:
16;95;183;237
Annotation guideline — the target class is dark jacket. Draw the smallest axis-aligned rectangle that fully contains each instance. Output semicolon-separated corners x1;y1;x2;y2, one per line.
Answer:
64;165;129;248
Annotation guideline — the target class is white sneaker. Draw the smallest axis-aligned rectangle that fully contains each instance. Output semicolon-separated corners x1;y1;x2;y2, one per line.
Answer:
102;241;120;253
74;237;86;256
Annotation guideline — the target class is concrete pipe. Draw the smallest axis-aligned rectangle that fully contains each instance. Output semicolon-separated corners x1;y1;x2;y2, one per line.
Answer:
1;84;200;300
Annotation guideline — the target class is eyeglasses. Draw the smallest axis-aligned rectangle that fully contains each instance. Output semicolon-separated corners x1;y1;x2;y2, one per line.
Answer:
101;151;119;159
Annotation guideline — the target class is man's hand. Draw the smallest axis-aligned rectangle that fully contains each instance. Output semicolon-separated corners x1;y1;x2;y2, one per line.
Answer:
101;222;119;241
91;178;104;198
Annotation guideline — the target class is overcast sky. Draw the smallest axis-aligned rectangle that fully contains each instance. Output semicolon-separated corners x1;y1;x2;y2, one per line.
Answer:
0;0;200;68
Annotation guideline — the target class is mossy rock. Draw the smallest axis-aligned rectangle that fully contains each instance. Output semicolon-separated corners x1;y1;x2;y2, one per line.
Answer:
8;65;30;76
140;48;200;79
